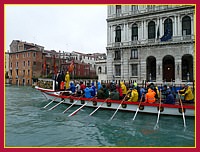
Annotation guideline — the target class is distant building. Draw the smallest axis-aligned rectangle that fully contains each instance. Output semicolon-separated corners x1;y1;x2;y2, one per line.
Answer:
95;59;107;82
106;5;195;83
9;40;45;85
61;60;96;79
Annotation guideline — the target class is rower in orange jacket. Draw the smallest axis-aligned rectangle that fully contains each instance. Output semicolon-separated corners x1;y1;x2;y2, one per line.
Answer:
145;87;156;103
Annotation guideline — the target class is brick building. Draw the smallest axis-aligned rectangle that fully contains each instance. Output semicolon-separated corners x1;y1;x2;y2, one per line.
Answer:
9;40;45;85
61;60;97;79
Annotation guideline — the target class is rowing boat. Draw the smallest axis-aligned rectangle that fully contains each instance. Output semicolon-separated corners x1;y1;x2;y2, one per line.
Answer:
35;85;195;117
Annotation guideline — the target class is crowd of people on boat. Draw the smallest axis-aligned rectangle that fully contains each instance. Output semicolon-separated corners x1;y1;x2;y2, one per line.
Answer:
55;71;194;104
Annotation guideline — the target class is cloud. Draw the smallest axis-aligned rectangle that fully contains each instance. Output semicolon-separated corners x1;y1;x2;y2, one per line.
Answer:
5;5;107;53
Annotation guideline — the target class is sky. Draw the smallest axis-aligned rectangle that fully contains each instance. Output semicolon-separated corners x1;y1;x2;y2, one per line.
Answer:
5;5;107;53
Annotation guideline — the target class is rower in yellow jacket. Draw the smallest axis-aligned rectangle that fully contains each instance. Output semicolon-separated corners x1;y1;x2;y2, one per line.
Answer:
128;87;138;102
180;84;194;103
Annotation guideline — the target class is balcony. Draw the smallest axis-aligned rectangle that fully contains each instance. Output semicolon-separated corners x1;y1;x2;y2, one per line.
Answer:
107;35;194;48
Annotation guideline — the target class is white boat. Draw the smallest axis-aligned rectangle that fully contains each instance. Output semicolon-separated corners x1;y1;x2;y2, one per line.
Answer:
35;84;195;117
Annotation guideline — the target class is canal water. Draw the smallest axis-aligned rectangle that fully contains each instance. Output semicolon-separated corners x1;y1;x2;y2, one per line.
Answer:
5;85;195;147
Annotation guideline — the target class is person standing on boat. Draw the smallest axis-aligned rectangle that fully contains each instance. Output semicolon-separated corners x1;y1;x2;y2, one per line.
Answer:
56;71;62;91
120;82;127;98
128;86;139;102
180;84;194;103
65;71;70;90
145;87;156;103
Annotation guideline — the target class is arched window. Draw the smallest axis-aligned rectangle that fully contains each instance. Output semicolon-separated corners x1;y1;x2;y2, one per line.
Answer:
115;26;121;42
164;18;173;36
132;23;138;41
148;21;155;39
182;16;191;35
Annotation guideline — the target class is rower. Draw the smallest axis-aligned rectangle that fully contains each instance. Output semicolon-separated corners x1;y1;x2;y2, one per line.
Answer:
145;86;156;103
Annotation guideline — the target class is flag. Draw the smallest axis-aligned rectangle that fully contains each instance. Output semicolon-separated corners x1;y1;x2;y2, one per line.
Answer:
68;60;74;73
160;28;172;41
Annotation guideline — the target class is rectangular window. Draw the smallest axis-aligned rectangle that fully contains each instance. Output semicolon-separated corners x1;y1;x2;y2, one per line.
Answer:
28;69;30;76
16;62;18;67
23;61;26;66
23;70;25;76
131;5;138;13
116;5;121;16
114;50;121;60
115;65;121;76
33;52;36;57
131;49;138;59
131;64;138;76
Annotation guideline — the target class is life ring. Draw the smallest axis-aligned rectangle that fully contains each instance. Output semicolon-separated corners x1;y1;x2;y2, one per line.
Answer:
81;100;85;104
107;102;112;107
179;108;186;114
70;98;74;103
122;104;127;108
157;106;164;112
93;101;97;106
139;105;144;110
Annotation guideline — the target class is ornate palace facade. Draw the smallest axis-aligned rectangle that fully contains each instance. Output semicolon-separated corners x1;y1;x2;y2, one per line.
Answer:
106;5;195;83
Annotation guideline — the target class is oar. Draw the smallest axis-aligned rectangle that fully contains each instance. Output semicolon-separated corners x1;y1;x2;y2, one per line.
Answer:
43;91;65;109
89;98;109;116
133;93;144;121
68;97;95;117
48;99;65;111
109;94;128;121
62;94;85;113
62;100;78;113
43;97;57;109
154;89;162;130
178;93;186;128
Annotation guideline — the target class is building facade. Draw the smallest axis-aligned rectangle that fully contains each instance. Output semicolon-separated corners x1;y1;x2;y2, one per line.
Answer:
9;40;45;85
106;5;195;84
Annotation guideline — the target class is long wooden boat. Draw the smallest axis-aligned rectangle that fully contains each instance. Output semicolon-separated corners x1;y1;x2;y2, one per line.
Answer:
35;85;195;117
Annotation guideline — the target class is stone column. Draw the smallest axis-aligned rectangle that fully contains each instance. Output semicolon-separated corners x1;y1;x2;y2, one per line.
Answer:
191;14;194;35
156;60;162;83
175;58;182;83
144;20;147;40
177;15;181;36
160;18;163;37
174;15;177;36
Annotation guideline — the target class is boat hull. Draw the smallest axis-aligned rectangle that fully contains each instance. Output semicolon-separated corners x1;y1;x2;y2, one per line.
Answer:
37;88;195;117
